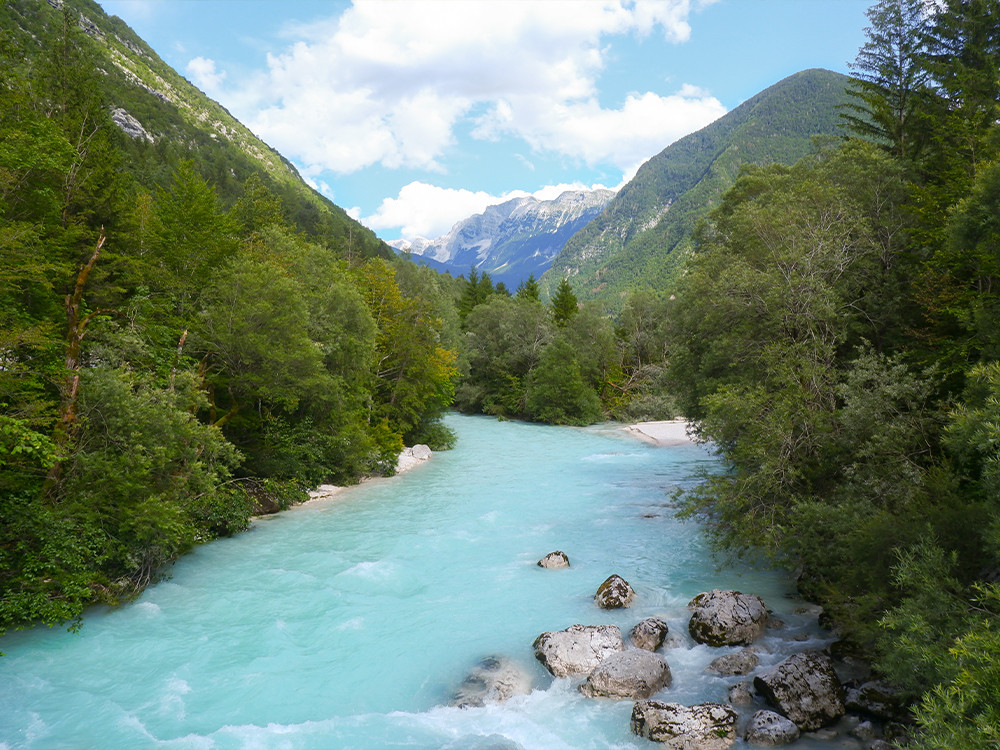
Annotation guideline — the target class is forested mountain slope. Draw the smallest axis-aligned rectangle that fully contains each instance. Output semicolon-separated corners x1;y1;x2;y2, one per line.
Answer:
1;0;389;257
543;68;851;307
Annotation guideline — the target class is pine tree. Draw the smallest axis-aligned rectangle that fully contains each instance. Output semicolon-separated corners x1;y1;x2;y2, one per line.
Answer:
516;274;541;302
842;0;930;161
551;277;579;327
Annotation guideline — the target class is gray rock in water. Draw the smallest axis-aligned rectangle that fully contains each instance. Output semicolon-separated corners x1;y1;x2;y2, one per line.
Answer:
727;681;754;706
450;655;533;708
580;648;671;699
845;680;908;721
850;720;881;741
595;574;635;609
440;735;525;750
533;624;625;677
630;700;738;749
630;617;670;651
706;648;760;676
411;444;432;460
688;589;768;646
753;651;845;731
744;710;801;746
537;550;570;569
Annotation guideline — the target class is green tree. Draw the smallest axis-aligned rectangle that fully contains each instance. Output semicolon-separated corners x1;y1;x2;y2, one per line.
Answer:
516;273;541;302
456;295;553;418
550;277;578;327
525;336;602;425
843;0;930;160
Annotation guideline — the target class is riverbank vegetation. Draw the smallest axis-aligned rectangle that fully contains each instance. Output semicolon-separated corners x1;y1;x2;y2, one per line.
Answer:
661;1;1000;746
0;9;457;638
4;0;1000;745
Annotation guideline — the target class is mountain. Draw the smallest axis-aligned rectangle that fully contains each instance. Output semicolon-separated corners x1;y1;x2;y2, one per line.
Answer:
392;189;616;286
542;68;853;307
1;0;388;258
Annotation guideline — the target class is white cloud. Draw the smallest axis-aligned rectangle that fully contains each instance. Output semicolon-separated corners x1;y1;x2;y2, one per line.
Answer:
230;0;725;177
362;179;619;241
472;87;725;173
186;56;227;94
362;182;527;239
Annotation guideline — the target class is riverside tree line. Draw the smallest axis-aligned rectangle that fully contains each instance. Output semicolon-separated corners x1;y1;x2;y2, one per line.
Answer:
2;1;1000;747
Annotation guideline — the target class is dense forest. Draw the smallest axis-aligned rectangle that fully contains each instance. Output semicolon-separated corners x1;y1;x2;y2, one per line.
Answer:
661;1;1000;747
3;0;1000;747
0;4;458;638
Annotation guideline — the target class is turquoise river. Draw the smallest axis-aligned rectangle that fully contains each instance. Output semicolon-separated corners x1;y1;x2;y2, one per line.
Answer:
1;414;867;749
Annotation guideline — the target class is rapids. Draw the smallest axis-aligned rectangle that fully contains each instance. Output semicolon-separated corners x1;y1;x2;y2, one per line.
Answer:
0;414;864;749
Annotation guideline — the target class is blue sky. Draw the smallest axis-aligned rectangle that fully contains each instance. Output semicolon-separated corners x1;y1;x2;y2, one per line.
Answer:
98;0;873;243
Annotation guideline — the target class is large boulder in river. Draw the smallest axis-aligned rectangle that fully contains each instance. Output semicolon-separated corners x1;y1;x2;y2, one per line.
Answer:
533;624;625;677
630;617;670;651
706;648;760;676
753;651;845;731
687;589;768;646
630;700;738;749
580;648;672;699
449;655;533;707
537;550;570;569
743;710;801;746
595;574;635;609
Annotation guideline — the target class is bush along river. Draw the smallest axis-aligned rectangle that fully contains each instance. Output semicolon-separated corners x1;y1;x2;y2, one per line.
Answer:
1;414;887;750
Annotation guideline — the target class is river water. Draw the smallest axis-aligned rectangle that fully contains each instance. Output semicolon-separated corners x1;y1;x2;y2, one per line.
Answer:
1;415;865;750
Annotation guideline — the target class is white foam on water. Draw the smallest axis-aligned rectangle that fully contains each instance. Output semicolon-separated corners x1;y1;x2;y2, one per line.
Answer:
339;559;397;580
0;415;851;750
134;601;162;617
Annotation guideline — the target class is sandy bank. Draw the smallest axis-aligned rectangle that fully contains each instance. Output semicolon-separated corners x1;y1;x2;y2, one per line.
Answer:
623;419;695;446
302;444;433;507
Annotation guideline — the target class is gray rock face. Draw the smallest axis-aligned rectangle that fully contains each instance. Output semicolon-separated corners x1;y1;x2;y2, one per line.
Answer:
631;617;670;651
537;551;570;569
110;107;154;142
744;710;801;746
688;589;768;646
753;651;845;731
580;649;671;699
449;656;533;707
390;189;616;287
595;574;635;609
532;624;625;677
706;649;760;676
630;701;738;749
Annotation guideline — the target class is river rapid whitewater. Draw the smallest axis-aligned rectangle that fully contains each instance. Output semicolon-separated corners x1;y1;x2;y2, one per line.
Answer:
1;415;866;750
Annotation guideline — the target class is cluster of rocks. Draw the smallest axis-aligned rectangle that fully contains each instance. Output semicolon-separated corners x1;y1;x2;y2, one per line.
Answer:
450;554;906;749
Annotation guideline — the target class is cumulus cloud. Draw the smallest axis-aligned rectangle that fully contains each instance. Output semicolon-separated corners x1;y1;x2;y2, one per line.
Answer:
362;179;619;241
362;182;528;239
234;0;723;177
186;56;227;94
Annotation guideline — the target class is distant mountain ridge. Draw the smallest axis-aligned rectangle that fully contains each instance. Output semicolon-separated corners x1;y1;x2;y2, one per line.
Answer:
542;68;853;307
392;189;615;286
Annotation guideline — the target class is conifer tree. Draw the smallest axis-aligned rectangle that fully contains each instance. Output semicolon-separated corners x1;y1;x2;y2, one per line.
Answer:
843;0;929;161
516;274;541;302
551;277;579;327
